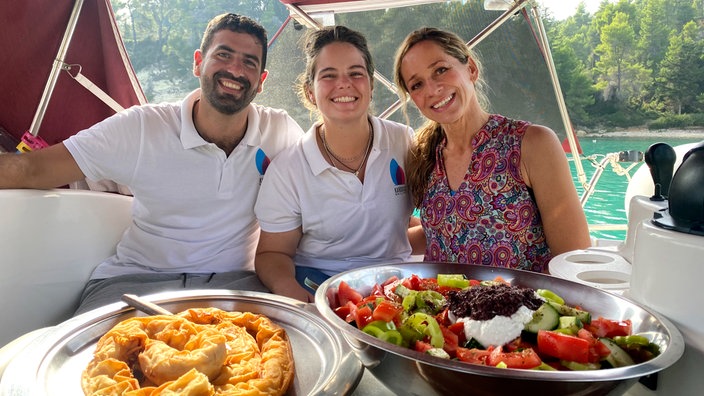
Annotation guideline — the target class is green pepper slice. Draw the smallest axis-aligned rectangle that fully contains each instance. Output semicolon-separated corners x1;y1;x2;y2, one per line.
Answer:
537;289;565;305
404;312;444;348
362;321;404;346
613;335;650;347
379;330;403;346
437;274;470;289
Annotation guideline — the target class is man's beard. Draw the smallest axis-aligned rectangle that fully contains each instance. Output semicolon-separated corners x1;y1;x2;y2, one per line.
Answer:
201;72;258;115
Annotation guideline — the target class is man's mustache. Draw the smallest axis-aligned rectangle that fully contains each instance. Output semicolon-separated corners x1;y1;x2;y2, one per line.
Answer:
214;72;251;92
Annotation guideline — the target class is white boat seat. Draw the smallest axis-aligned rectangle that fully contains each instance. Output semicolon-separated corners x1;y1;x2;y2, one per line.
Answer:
0;189;132;348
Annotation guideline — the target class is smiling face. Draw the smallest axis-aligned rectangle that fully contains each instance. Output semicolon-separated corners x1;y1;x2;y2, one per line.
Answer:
194;30;267;115
308;41;372;125
399;40;479;125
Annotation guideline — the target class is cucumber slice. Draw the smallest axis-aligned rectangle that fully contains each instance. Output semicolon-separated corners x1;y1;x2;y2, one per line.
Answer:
547;301;591;324
561;360;602;370
426;347;451;359
524;303;559;333
600;337;636;367
558;316;583;334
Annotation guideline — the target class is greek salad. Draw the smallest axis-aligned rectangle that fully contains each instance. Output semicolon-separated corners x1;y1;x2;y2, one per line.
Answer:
327;274;660;370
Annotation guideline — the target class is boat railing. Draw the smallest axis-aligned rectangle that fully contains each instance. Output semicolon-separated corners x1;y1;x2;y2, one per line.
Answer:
572;149;645;234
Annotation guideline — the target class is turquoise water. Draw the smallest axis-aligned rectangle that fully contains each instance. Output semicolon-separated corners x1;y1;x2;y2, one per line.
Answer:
569;135;703;241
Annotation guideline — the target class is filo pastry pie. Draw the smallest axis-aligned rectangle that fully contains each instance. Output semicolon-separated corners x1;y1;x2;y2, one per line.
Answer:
81;307;294;395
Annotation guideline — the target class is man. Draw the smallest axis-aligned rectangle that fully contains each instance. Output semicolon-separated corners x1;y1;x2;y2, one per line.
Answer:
0;13;303;314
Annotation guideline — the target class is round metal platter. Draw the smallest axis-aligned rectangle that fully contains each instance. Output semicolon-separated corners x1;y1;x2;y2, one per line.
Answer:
315;262;686;396
1;290;363;395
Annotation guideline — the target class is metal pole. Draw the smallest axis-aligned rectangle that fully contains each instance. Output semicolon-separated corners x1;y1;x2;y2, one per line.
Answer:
285;4;399;97
528;4;588;188
28;0;85;136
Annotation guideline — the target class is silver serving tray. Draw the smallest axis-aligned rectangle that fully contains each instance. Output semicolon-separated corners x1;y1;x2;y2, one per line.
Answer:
0;290;363;395
315;263;686;396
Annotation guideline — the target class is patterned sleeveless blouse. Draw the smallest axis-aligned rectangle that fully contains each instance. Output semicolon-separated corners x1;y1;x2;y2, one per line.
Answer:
420;114;551;273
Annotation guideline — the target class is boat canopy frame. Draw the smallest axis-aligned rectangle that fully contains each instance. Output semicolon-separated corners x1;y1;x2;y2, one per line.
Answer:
277;0;587;188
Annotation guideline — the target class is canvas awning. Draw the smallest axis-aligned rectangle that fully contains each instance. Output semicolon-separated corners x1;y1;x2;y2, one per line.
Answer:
0;0;145;149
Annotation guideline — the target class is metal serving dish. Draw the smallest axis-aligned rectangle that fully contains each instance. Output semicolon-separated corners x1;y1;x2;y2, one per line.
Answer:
0;290;363;395
314;262;685;396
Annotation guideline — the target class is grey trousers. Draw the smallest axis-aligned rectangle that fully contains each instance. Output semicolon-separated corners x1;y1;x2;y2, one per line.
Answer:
75;270;270;315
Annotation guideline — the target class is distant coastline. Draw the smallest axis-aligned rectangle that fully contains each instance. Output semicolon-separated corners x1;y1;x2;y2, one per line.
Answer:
577;127;704;139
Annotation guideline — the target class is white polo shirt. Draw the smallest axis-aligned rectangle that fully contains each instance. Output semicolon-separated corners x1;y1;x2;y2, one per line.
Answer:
65;89;303;278
255;116;414;275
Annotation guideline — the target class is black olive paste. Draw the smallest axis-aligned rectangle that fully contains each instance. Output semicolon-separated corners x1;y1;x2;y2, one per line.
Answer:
447;283;543;321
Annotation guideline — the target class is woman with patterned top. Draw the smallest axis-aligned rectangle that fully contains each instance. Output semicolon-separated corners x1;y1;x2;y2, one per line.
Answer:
393;27;590;273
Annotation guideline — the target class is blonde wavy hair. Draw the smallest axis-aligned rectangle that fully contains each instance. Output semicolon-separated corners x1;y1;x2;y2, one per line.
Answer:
393;27;489;208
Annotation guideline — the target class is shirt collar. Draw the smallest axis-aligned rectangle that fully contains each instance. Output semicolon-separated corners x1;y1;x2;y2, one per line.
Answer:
303;116;383;176
303;123;330;176
180;89;260;149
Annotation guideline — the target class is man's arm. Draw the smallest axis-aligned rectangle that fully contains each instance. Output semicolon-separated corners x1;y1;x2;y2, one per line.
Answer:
0;143;85;189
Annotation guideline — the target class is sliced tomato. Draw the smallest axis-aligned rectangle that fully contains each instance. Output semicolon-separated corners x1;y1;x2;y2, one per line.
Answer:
341;301;357;323
372;300;403;323
381;275;400;288
402;274;423;291
354;304;374;329
577;328;611;362
337;281;363;306
537;330;590;364
504;337;534;353
436;308;451;326
414;340;433;353
585;317;632;338
383;278;402;300
447;322;465;336
440;325;459;356
333;304;351;321
369;283;385;298
419;277;439;291
456;347;491;365
487;346;542;369
437;285;462;294
360;294;379;307
445;322;466;346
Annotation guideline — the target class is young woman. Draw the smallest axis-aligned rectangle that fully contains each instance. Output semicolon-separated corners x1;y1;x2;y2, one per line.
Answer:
393;27;591;273
254;26;417;301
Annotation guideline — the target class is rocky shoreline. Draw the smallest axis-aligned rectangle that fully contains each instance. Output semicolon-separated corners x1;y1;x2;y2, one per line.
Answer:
576;127;704;139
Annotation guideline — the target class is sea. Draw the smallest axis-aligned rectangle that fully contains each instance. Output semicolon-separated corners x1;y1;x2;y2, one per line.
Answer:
569;135;704;241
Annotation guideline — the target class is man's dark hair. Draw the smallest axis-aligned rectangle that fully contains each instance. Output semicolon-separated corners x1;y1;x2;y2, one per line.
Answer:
200;13;268;72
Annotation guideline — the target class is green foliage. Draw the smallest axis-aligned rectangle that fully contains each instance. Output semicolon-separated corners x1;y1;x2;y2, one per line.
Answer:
112;0;290;102
556;0;704;129
655;22;704;114
109;0;704;129
648;113;704;130
549;33;595;126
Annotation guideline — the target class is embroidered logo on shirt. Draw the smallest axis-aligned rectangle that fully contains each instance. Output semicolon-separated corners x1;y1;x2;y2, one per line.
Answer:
390;158;406;185
390;158;407;195
255;148;271;175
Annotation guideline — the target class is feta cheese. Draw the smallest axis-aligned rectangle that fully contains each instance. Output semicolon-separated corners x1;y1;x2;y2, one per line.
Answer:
458;305;536;347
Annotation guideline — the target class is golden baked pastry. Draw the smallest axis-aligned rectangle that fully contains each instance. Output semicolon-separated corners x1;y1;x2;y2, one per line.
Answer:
81;307;294;395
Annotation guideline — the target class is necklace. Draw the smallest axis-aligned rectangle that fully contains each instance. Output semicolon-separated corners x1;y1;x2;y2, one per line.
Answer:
320;122;372;162
320;122;373;177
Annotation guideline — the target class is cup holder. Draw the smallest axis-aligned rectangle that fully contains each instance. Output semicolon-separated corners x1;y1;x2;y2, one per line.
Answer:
576;270;630;285
549;250;631;293
564;253;616;264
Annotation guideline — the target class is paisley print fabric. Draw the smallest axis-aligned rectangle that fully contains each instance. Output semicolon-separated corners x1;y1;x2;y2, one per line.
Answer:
421;114;551;273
